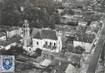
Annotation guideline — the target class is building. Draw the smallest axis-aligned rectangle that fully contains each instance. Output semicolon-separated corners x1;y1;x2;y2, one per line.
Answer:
65;64;76;73
61;14;74;24
86;21;102;34
0;36;22;50
54;0;63;3
6;27;22;38
21;20;62;53
31;29;62;53
78;21;87;26
73;33;95;53
39;59;52;68
22;20;31;49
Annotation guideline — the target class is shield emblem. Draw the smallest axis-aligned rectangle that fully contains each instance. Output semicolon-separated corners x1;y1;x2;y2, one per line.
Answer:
3;58;13;70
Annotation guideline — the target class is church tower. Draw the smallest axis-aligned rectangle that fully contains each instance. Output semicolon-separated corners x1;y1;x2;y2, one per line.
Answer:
23;20;30;49
56;31;62;52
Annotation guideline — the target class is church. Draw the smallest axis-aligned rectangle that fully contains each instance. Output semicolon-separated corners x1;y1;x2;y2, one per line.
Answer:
22;20;62;53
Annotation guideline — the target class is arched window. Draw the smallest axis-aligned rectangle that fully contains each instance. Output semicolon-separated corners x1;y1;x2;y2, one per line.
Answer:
45;41;47;45
54;43;56;46
29;48;31;51
50;42;52;46
37;41;39;45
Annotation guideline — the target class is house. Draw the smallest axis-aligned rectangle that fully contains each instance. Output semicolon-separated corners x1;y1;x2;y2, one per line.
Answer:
0;32;6;41
6;27;22;38
86;21;102;36
0;36;22;50
30;29;62;53
78;21;87;26
54;0;63;3
73;33;95;53
61;14;74;24
65;64;76;73
39;59;52;68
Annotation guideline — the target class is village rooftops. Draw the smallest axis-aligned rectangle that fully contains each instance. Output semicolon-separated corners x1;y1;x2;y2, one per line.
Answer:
33;29;58;40
74;33;95;43
0;25;19;31
6;27;20;31
0;36;22;46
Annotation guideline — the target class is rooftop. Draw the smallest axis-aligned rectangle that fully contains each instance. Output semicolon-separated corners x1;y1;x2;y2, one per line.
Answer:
40;59;52;67
65;64;75;73
74;33;95;43
32;28;39;37
33;29;58;40
0;25;20;32
0;36;22;46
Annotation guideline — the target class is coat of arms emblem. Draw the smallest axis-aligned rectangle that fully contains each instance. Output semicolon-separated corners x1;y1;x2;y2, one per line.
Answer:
3;58;12;70
1;55;15;72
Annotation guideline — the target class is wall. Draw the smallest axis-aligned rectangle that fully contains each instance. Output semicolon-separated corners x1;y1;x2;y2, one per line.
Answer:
5;42;16;50
32;39;44;50
73;41;92;52
0;36;6;40
32;38;61;53
7;28;22;38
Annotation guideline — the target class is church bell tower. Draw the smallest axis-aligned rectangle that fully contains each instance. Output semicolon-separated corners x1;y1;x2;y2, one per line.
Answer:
23;20;30;49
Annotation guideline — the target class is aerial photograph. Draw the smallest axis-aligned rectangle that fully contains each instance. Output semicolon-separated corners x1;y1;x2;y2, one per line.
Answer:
0;0;105;73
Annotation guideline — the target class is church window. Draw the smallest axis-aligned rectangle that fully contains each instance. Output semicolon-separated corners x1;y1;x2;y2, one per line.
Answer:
45;41;47;45
50;42;52;45
37;41;39;45
54;43;56;46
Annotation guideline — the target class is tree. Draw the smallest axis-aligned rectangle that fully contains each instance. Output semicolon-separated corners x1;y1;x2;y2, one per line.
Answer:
1;0;56;29
62;44;74;54
72;46;85;54
1;9;21;26
83;12;101;26
1;0;31;26
24;8;55;29
30;0;56;15
92;0;105;12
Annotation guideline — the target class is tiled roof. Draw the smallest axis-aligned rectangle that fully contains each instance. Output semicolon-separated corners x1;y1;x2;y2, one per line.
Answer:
33;32;42;39
32;28;39;37
74;33;95;43
65;64;75;73
40;59;51;67
33;29;58;40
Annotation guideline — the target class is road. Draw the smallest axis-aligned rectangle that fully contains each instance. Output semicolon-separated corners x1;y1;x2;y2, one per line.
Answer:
86;20;105;73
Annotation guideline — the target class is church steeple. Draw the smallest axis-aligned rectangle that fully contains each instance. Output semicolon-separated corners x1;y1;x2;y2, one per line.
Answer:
23;20;30;49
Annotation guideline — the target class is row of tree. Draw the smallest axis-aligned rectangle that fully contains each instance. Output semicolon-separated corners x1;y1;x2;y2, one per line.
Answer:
0;0;59;29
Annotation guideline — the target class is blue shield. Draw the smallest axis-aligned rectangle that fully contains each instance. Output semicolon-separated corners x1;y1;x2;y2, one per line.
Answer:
3;58;13;70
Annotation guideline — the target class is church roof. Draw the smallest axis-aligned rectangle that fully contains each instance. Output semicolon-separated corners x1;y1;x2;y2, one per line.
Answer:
33;31;42;39
33;29;58;40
